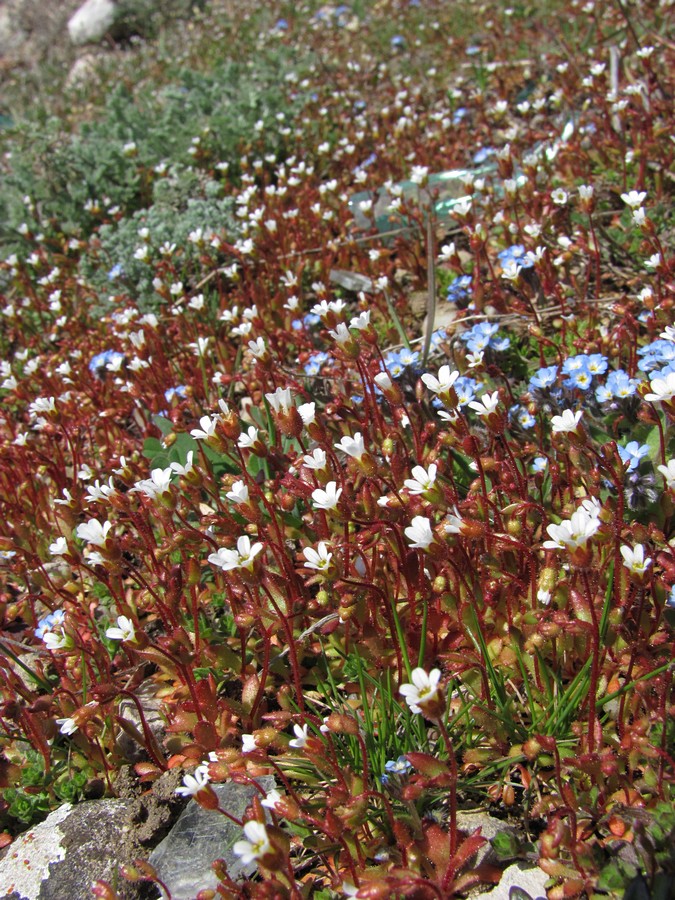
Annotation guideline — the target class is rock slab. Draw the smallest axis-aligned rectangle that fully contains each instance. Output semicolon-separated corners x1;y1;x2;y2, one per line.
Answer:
0;798;140;900
149;776;276;900
67;0;118;45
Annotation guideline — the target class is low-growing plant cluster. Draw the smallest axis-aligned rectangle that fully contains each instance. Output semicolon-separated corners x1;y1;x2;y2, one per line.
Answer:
0;0;673;898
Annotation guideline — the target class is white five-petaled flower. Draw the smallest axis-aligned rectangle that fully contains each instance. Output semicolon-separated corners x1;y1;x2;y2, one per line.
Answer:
399;667;443;716
303;542;333;571
248;337;267;359
543;504;601;551
334;432;365;459
657;459;675;489
76;518;112;547
191;415;219;440
56;717;78;735
312;482;342;511
404;516;435;550
621;190;647;209
404;464;437;495
132;467;173;500
43;629;70;651
421;365;459;396
468;391;500;417
232;821;271;866
298;402;316;425
226;480;249;504
644;372;675;404
238;426;260;449
105;615;136;642
49;537;68;557
303;448;327;471
241;733;258;753
170;451;195;477
289;723;310;749
620;544;652;577
175;764;211;797
261;790;283;812
208;536;263;572
374;372;393;391
350;311;370;330
329;322;351;344
266;386;293;414
551;409;583;434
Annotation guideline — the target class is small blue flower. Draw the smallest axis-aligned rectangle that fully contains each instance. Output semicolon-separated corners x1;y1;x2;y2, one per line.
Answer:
529;365;558;391
398;348;419;368
473;147;493;164
586;354;608;376
618;441;650;472
531;457;548;473
391;35;406;49
562;354;590;375
89;349;125;374
446;275;472;304
273;17;288;30
430;329;446;349
637;340;675;373
454;376;479;406
107;263;124;281
34;609;65;640
497;245;533;270
383;351;405;378
606;369;639;398
384;756;413;775
304;352;330;376
595;384;614;403
564;368;593;391
165;385;188;402
303;312;321;328
452;107;468;124
511;405;536;429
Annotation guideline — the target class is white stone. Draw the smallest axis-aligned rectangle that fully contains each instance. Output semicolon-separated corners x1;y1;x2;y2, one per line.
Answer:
0;804;71;900
474;861;549;899
67;0;118;45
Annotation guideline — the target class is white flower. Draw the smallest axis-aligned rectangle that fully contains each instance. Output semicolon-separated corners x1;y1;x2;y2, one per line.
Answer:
501;261;522;282
543;506;600;550
266;387;293;414
132;467;173;500
421;365;459;396
660;326;675;343
248;337;267;359
329;323;351;344
399;667;442;715
404;516;435;550
226;481;249;504
49;537;68;557
175;764;211;797
312;482;342;511
43;629;70;651
303;448;327;471
232;821;271;866
551;409;583;433
298;402;316;425
350;311;370;330
410;165;429;185
621;190;647;209
170;451;195;477
28;396;57;416
438;242;455;261
241;733;258;753
56;717;78;735
303;542;333;571
578;184;594;201
537;589;552;606
191;415;219;440
644;253;661;270
644;372;675;404
657;459;675;489
105;615;136;642
632;207;646;227
404;464;437;495
209;536;263;572
76;518;112;547
190;337;210;357
261;789;283;811
620;544;652;576
334;432;365;459
374;372;393;391
468;391;500;417
289;723;310;749
238;426;260;449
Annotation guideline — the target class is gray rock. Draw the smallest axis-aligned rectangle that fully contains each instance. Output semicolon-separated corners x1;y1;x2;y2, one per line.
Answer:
149;776;276;900
0;798;141;900
67;0;118;45
456;811;518;868
473;861;548;899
